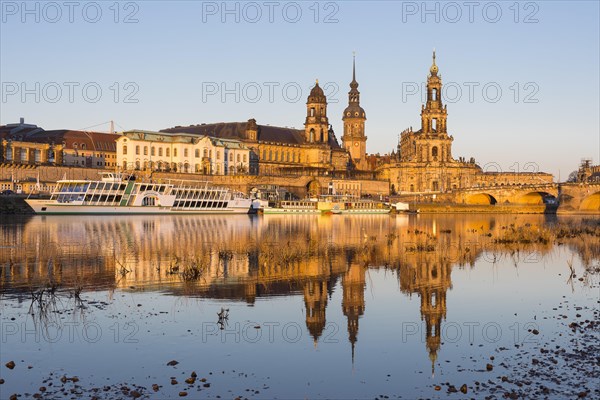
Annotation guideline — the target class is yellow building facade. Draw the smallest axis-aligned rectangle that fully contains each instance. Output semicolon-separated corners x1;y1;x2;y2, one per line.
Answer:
380;52;553;195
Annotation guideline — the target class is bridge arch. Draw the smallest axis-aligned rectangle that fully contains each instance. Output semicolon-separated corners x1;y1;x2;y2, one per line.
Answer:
465;193;498;205
580;191;600;211
516;191;557;205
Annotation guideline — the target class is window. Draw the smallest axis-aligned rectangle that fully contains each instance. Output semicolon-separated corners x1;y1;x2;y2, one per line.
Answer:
144;146;148;156
195;149;200;158
310;107;315;117
432;146;438;158
151;147;155;156
229;153;233;161
262;150;266;160
432;88;437;101
123;145;127;155
204;149;208;157
166;148;170;157
158;147;163;157
216;151;220;160
136;145;140;155
184;148;188;157
237;154;240;162
174;148;178;157
243;154;247;162
432;118;437;131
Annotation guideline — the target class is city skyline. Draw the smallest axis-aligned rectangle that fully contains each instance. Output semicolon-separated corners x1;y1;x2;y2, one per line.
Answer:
1;1;599;179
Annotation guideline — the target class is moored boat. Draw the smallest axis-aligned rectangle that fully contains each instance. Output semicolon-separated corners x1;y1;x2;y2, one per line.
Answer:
25;173;256;215
262;199;320;214
318;195;391;215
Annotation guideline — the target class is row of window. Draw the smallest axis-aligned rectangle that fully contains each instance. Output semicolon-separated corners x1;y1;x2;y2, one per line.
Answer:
124;145;246;162
261;149;300;163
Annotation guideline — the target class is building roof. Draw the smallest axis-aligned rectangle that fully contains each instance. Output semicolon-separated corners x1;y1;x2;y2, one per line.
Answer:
1;123;118;151
161;121;341;149
121;130;249;150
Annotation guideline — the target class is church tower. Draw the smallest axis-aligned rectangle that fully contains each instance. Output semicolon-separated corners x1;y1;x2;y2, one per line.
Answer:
341;54;367;168
305;80;330;143
342;262;366;363
303;279;329;343
420;50;448;135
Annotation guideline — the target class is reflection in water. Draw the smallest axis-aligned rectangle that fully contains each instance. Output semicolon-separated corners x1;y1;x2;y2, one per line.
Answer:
1;214;599;371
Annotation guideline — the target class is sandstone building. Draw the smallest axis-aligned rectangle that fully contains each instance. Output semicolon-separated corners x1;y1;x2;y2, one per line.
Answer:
378;52;553;196
116;130;252;175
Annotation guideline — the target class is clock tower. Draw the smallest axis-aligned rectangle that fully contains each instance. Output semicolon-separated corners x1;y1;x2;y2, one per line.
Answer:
341;54;367;169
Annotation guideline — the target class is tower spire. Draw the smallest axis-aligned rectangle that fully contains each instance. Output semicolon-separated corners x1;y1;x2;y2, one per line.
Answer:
352;51;356;83
430;48;439;76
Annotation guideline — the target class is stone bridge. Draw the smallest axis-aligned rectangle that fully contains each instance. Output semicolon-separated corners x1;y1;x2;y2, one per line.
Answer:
557;183;600;212
451;183;560;206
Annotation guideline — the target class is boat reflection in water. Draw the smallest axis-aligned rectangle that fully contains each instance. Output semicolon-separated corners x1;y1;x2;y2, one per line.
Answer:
1;213;598;372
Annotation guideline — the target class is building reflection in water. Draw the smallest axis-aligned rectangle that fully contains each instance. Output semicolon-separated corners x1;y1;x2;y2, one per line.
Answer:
1;213;596;368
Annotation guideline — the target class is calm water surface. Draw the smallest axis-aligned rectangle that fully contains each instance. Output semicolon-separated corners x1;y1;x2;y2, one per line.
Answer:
0;214;598;399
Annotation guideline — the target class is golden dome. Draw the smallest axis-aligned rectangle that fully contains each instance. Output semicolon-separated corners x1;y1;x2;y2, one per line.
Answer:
430;49;438;76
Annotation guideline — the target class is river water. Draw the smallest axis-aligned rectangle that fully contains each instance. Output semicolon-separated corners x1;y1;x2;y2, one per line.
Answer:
0;214;598;399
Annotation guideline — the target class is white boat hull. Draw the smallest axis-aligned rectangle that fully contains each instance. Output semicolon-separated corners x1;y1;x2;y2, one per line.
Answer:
262;208;321;214
26;199;255;215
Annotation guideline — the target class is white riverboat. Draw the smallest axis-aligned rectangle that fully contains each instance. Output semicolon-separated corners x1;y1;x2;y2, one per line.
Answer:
26;173;257;215
262;199;320;214
319;195;391;215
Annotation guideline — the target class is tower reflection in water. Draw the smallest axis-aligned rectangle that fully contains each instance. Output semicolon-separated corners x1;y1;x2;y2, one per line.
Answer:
1;213;592;369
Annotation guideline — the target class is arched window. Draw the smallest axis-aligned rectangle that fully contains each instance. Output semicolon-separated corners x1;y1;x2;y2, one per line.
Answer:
195;149;200;158
204;148;208;157
123;145;127;155
173;148;178;157
309;129;315;142
135;145;140;155
151;147;155;156
229;153;233;161
237;154;240;162
166;148;170;157
432;88;437;101
432;146;438;158
144;146;148;156
184;148;188;157
158;147;163;157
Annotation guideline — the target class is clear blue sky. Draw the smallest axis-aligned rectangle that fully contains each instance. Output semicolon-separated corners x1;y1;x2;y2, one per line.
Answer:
1;1;599;179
